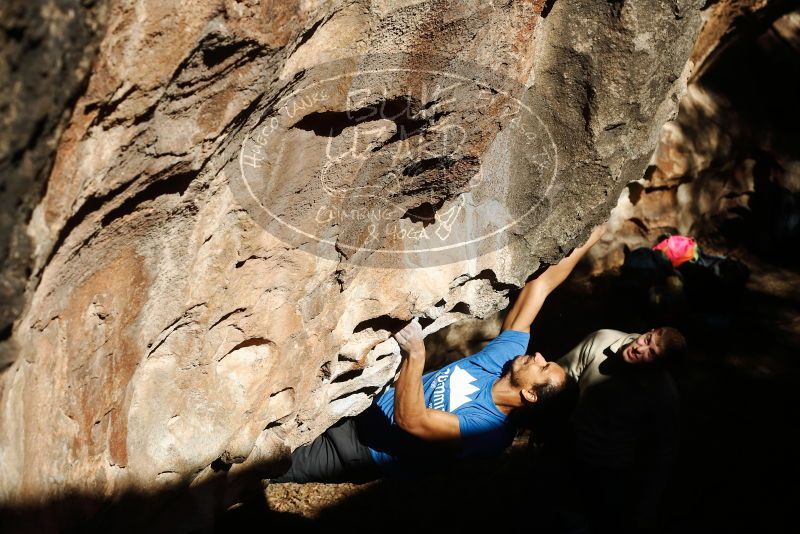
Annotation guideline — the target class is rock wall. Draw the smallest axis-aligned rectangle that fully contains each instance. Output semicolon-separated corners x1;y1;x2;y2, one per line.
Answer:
590;6;800;271
0;0;110;368
1;0;783;523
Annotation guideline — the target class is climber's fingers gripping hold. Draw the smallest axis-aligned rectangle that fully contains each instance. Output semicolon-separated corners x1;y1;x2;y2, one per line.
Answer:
394;319;425;356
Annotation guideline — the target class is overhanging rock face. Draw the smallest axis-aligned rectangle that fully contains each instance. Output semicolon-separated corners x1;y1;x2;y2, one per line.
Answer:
0;0;719;509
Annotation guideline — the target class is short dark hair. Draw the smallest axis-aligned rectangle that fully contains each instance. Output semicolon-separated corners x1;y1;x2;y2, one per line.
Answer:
533;375;565;404
508;374;577;430
657;327;687;362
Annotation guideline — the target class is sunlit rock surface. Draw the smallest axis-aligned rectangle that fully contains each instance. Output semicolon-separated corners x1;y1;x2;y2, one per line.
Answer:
0;0;785;525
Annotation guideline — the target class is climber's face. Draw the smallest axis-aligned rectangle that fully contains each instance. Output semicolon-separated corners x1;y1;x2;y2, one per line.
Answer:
508;353;566;404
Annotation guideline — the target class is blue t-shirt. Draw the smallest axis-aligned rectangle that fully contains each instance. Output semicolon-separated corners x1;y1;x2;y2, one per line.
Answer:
356;329;530;474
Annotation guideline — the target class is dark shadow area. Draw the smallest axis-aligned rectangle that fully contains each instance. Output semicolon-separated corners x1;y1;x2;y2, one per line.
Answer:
0;457;298;534
0;437;571;532
539;256;800;533
681;6;800;265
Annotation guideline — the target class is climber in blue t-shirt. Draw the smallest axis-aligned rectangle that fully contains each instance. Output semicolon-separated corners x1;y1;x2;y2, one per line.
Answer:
274;226;606;483
357;327;534;476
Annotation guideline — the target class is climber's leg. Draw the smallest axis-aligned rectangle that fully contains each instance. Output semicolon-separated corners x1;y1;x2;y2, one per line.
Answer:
273;417;378;483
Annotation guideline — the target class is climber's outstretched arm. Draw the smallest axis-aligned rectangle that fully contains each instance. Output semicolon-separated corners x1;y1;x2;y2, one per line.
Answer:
502;225;606;334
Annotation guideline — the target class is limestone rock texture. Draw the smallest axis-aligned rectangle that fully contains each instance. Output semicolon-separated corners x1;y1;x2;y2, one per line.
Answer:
590;5;800;271
0;0;787;524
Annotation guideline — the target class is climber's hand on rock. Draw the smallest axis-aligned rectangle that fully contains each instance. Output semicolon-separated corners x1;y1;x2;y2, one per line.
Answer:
589;223;608;244
394;319;425;357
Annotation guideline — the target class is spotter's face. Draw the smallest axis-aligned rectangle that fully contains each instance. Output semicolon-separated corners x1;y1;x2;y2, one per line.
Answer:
622;329;662;365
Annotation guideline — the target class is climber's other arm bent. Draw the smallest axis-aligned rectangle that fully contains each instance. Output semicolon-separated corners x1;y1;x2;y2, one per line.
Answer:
393;320;461;442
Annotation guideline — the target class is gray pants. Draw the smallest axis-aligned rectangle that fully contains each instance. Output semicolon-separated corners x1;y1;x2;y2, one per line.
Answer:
273;417;379;483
